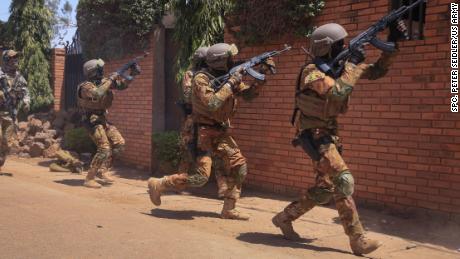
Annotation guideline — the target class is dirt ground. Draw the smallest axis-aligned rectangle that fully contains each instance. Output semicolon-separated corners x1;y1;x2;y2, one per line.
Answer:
0;157;459;259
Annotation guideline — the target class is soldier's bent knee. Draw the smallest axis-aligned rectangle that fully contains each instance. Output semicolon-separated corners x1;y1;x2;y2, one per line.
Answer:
333;170;355;198
307;186;334;205
112;144;125;158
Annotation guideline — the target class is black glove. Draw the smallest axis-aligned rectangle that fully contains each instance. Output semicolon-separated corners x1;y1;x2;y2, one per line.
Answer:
129;63;141;76
349;47;366;65
388;19;408;42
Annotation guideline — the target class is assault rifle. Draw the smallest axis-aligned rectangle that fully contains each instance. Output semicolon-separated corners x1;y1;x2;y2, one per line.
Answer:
116;52;149;81
211;45;292;91
0;70;18;122
314;0;425;78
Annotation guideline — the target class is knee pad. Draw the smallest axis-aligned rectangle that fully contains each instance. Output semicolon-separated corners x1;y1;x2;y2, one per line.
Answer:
307;186;334;205
112;144;125;158
91;148;111;168
333;170;355;198
233;163;247;185
186;173;209;187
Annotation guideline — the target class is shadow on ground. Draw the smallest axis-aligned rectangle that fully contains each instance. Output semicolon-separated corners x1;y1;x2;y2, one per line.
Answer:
237;232;350;254
143;208;220;220
111;162;151;181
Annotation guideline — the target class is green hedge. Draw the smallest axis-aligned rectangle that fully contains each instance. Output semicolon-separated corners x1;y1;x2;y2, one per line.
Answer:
64;127;96;154
152;131;180;171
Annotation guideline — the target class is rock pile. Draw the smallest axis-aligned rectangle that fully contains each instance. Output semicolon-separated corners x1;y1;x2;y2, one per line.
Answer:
10;109;80;158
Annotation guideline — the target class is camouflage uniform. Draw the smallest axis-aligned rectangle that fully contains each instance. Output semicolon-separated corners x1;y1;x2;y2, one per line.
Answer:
148;43;273;220
0;50;30;169
272;22;406;255
49;149;83;174
279;53;397;232
179;66;229;197
77;59;135;188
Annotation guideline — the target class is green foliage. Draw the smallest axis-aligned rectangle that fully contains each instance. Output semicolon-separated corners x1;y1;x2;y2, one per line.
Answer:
152;131;180;170
170;0;235;82
77;0;168;59
64;127;96;154
0;21;12;49
227;0;325;44
8;0;54;112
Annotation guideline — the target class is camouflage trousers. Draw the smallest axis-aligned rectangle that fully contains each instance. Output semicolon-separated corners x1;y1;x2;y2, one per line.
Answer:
177;116;230;197
165;125;247;200
0;113;15;167
283;129;364;237
85;114;125;174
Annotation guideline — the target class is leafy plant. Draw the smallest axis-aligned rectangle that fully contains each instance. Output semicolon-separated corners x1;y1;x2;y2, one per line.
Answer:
8;0;54;112
64;127;96;154
227;0;325;45
170;0;235;82
152;131;180;171
76;0;168;59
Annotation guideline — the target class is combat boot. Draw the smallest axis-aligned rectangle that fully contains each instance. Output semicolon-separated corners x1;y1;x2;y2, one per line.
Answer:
147;177;167;206
221;198;249;220
84;168;102;189
96;169;115;183
272;211;301;241
349;234;383;255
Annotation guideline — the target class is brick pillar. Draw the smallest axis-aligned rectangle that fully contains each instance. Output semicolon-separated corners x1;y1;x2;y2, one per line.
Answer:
51;48;66;111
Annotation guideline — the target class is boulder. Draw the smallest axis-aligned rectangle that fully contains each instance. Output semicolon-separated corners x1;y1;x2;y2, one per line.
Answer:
18;152;31;158
9;140;20;154
18;121;28;132
20;145;30;154
29;142;45;157
45;129;58;138
42;121;51;130
44;138;55;148
33;132;50;144
43;143;60;158
28;118;43;136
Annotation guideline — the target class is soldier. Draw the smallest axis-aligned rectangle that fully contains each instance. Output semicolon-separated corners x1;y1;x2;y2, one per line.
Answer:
178;46;229;198
49;149;84;174
77;59;140;188
272;21;407;255
0;50;30;171
148;43;275;220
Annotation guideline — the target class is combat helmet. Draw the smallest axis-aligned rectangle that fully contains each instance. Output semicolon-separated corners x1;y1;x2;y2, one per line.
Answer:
192;46;209;66
310;23;348;57
1;49;20;71
83;59;105;80
206;43;238;71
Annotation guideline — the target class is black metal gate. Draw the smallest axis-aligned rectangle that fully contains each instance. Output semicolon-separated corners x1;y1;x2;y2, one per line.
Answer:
63;31;84;110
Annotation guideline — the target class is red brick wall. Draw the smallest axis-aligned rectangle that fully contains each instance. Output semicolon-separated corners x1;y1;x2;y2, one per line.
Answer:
225;0;460;217
99;41;155;170
51;48;66;111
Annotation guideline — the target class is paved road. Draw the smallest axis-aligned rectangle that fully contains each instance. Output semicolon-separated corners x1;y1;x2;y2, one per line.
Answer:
0;158;458;259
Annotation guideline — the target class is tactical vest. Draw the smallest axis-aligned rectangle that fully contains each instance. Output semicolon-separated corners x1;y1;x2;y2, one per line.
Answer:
192;71;236;125
294;64;349;122
77;79;113;111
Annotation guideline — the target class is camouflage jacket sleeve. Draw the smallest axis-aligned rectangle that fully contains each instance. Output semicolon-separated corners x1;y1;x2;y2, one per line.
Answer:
182;70;194;103
92;75;129;98
16;74;30;105
359;50;399;80
300;64;353;98
193;73;233;112
234;79;266;101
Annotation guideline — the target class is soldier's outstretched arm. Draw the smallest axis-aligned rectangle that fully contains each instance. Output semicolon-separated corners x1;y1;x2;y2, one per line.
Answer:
359;49;399;81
